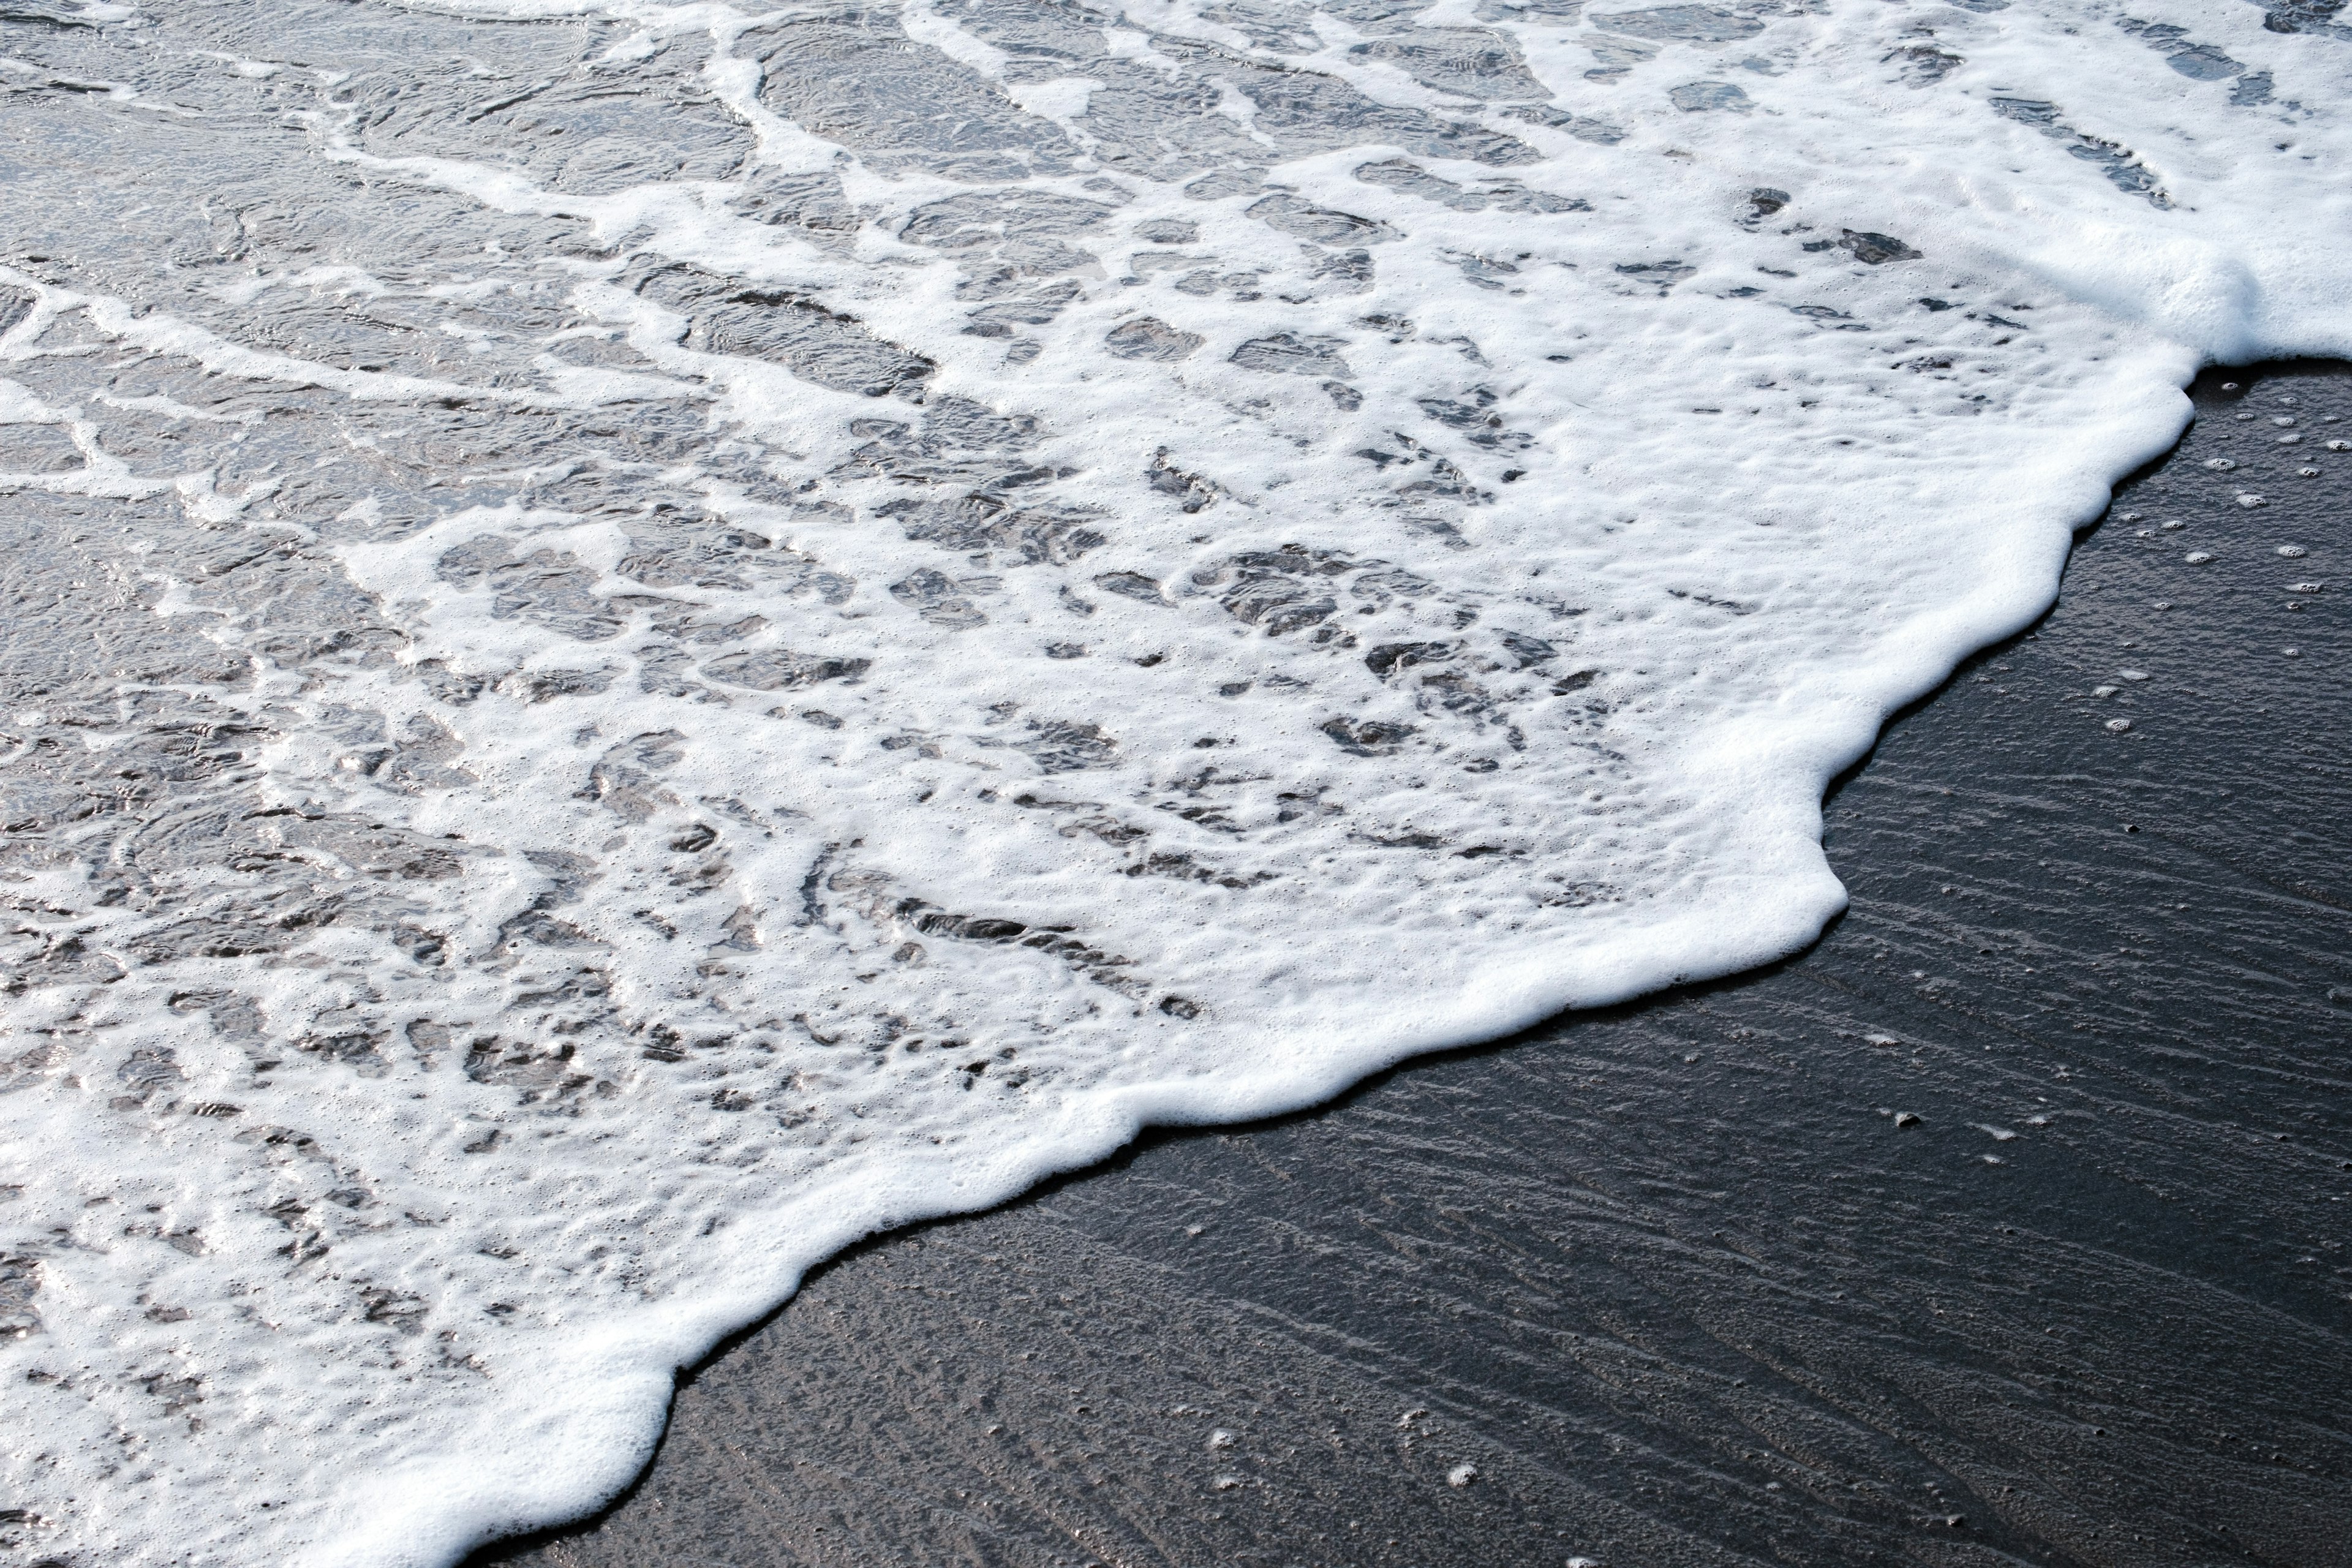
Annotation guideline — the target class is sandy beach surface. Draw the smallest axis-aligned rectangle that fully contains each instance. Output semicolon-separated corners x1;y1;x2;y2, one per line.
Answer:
478;362;2351;1566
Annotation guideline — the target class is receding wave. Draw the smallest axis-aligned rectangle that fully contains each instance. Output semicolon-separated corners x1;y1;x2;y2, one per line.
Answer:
0;1;2344;1562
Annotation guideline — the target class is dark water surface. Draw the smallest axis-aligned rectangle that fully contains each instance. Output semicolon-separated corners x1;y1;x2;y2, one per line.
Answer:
480;364;2352;1567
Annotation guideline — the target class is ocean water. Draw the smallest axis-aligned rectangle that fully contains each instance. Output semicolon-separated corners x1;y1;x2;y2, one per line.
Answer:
0;0;2345;1562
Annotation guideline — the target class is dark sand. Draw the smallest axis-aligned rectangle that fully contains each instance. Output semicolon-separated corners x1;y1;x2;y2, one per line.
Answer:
478;364;2352;1568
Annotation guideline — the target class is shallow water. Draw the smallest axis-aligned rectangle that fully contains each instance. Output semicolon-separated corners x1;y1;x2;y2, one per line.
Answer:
478;358;2352;1568
0;2;2346;1564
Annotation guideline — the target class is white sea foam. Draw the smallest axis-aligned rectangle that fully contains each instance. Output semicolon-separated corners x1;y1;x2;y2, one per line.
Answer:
0;1;2346;1562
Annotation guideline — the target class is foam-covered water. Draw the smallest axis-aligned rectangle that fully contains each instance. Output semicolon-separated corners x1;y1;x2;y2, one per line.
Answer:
0;0;2345;1561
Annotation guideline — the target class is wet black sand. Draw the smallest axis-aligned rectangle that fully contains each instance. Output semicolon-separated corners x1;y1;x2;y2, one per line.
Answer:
477;363;2352;1568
